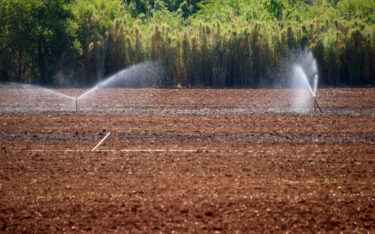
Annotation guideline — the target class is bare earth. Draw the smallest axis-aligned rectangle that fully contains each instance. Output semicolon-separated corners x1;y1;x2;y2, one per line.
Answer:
0;88;374;233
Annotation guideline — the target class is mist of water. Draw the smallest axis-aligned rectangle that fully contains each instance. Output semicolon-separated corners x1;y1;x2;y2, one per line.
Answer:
1;83;75;100
0;83;76;112
288;49;319;113
77;61;164;101
0;61;164;113
312;74;318;97
292;64;315;97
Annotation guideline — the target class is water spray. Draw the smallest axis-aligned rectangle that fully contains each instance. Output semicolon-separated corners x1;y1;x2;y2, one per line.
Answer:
292;61;322;113
1;61;163;113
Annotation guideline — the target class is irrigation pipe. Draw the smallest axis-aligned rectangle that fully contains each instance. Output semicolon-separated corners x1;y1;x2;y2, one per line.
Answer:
91;132;111;151
10;149;254;153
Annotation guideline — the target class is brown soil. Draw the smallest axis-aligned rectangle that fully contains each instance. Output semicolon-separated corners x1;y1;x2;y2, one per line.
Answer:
0;89;375;233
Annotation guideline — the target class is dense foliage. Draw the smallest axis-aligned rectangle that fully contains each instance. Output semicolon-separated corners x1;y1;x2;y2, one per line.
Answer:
0;0;374;87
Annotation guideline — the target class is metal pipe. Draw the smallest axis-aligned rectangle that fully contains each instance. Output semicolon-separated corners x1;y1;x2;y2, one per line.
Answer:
314;97;322;113
92;132;111;151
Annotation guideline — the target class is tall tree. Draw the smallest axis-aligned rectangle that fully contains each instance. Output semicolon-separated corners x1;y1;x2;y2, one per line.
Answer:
0;0;76;85
32;0;76;85
72;0;131;85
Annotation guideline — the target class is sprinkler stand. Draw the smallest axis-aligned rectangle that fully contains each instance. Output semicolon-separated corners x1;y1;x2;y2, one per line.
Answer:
313;97;322;113
75;97;78;112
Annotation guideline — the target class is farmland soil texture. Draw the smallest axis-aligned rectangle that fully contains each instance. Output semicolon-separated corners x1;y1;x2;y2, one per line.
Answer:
0;88;375;233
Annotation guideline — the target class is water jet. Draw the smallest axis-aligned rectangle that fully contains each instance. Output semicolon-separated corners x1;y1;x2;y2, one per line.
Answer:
289;49;322;113
0;82;76;112
77;61;164;101
292;64;322;113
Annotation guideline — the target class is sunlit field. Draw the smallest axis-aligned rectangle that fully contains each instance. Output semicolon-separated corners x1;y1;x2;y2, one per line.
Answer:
1;88;374;232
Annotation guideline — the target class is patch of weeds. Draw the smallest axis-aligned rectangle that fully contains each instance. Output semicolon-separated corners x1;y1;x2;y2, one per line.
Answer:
354;161;361;166
23;227;27;232
309;160;315;165
324;179;330;184
36;195;45;199
133;127;140;131
308;178;316;183
175;158;180;162
111;194;117;199
321;158;327;162
0;184;2;191
333;178;338;184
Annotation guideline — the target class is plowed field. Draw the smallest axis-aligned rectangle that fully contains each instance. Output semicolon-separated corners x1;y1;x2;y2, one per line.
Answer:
1;88;375;232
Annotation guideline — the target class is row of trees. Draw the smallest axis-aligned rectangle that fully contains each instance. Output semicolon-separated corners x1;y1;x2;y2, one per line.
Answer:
0;0;374;87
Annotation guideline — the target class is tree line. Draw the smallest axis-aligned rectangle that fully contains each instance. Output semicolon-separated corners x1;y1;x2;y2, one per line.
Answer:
0;0;374;87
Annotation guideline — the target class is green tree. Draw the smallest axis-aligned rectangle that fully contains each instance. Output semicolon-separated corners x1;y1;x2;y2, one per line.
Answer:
337;0;375;23
264;0;285;20
72;0;131;85
32;0;77;85
0;0;77;85
0;0;34;82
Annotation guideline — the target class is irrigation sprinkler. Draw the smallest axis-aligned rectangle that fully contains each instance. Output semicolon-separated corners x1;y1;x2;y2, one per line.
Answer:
313;97;322;113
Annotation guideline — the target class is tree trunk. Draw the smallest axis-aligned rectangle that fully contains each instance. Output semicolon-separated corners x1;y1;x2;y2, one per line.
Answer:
17;49;23;82
38;41;47;85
